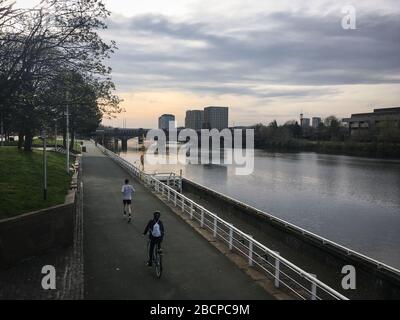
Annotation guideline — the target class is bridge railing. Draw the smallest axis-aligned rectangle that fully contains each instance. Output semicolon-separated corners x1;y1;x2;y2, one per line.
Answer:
96;142;348;300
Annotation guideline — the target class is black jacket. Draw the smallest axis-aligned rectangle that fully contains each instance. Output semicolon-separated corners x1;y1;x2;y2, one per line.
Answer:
143;219;165;239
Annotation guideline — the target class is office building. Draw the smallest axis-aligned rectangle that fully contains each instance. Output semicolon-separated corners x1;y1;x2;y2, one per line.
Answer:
343;107;400;136
158;114;175;130
312;117;322;128
185;110;204;131
203;106;229;131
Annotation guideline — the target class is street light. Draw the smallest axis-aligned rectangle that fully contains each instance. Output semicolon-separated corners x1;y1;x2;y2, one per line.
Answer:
1;112;4;147
54;118;58;151
41;129;47;200
66;92;70;174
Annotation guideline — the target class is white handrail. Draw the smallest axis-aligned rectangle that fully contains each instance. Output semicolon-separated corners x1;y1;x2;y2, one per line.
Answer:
182;179;400;277
95;142;348;300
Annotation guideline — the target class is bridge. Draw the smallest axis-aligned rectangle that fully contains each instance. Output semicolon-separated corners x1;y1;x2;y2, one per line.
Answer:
95;126;250;152
95;128;150;150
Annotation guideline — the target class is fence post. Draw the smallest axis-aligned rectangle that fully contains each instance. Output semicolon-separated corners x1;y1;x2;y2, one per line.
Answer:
200;209;204;228
179;169;183;193
213;217;217;238
274;252;280;288
174;192;177;206
310;274;317;300
248;236;253;266
190;202;194;220
181;196;185;212
229;224;233;250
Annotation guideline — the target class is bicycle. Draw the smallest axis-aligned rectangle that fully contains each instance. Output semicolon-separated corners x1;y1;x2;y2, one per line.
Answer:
147;239;163;278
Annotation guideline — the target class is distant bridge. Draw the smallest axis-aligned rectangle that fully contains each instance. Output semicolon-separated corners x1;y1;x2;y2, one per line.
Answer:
94;126;249;151
95;128;151;150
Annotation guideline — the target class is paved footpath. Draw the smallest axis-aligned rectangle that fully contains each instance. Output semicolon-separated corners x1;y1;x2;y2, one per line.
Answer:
83;142;273;300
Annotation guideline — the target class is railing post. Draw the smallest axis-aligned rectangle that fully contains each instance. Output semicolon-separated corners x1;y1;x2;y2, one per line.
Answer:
274;252;280;288
190;202;194;220
310;274;317;300
213;217;217;238
174;192;177;206
248;236;253;266
181;196;185;212
168;187;170;201
200;209;204;228
229;224;233;250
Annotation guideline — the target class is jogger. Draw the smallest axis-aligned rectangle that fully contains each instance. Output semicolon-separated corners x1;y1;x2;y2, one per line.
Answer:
121;179;135;223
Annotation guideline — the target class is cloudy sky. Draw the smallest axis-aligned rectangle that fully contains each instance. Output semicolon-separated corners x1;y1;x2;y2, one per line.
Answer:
17;0;400;128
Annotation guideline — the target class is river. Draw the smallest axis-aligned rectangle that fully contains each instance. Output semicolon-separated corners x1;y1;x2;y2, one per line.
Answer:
117;140;400;269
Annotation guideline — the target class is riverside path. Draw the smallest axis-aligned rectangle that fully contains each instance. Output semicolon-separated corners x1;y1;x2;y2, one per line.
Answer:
83;142;273;299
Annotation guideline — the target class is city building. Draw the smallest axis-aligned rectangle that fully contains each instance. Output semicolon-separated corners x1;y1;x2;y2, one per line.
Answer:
312;117;322;128
300;114;310;128
185;110;204;131
343;107;400;135
158;114;175;130
203;106;229;130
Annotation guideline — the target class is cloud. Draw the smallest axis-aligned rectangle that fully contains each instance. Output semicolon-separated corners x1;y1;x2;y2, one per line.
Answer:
100;8;400;112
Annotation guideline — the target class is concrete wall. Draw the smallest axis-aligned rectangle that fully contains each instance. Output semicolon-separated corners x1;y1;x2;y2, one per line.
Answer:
0;164;80;269
182;178;400;300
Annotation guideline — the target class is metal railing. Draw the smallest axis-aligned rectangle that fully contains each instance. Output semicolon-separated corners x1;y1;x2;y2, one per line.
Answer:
96;143;348;300
183;179;400;278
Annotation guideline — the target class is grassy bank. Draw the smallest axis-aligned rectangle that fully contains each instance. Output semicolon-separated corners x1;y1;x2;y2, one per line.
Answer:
4;138;81;153
0;147;73;219
258;140;400;159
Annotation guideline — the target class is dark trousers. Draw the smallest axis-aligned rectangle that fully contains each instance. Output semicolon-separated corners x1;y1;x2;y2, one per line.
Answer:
148;236;162;262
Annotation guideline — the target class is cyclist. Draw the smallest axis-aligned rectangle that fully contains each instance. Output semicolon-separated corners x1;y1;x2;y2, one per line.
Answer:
121;179;135;223
143;211;165;266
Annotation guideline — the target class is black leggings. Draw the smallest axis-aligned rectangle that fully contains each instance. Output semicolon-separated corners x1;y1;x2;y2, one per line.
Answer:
149;237;162;262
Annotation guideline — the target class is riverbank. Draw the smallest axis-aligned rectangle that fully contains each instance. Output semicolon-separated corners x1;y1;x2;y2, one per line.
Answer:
257;140;400;159
0;147;73;219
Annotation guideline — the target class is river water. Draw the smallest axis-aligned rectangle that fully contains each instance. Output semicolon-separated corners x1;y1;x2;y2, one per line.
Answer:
117;140;400;269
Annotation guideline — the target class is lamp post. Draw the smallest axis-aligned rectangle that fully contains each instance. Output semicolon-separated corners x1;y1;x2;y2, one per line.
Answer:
41;129;47;200
1;112;4;147
54;120;57;150
66;93;70;174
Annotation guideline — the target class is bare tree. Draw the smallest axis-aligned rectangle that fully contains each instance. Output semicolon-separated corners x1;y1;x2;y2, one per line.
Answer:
0;0;122;151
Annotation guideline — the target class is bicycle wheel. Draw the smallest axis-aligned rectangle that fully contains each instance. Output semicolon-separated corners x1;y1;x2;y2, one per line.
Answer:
147;240;150;262
155;246;162;278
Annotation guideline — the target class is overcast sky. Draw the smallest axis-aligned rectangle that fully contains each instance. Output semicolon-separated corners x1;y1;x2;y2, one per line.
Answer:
17;0;400;128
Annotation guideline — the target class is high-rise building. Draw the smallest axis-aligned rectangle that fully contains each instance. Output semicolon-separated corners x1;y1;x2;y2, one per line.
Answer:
158;114;175;130
204;106;229;130
300;113;310;128
312;117;322;128
185;110;204;130
301;118;310;128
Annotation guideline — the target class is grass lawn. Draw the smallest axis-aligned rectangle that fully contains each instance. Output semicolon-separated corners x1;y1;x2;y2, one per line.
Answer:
0;147;74;219
5;138;82;153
